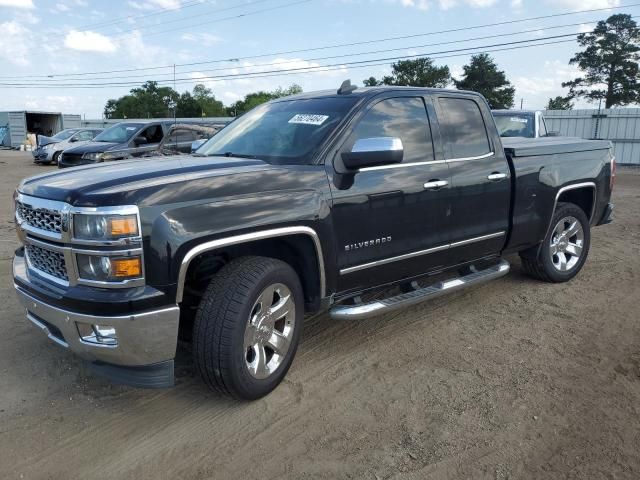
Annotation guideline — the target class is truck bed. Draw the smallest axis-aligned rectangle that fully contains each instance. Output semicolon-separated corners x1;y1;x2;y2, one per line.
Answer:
502;136;611;157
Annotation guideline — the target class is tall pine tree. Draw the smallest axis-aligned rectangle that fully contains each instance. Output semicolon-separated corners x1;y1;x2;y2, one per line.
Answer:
454;54;515;109
563;14;640;108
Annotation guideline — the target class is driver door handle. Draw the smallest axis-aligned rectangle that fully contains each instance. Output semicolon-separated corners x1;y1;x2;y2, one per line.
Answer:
423;180;449;190
487;172;507;181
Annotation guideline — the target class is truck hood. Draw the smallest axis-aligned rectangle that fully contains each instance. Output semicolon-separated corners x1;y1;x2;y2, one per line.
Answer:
18;155;277;206
37;135;59;148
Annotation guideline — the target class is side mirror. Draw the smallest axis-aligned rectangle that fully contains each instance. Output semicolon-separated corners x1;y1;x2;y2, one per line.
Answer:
341;137;403;170
133;136;148;146
69;137;78;142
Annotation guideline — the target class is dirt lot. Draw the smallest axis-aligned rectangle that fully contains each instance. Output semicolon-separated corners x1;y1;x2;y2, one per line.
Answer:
0;150;638;480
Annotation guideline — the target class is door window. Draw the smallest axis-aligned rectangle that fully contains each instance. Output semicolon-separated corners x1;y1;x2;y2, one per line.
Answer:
438;97;491;158
139;125;164;144
74;130;94;141
344;97;434;163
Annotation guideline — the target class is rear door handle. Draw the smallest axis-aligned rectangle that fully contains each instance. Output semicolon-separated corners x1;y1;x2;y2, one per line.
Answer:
487;172;507;181
423;180;449;190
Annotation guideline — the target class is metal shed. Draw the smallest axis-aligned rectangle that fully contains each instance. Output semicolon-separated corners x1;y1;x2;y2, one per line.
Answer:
544;108;640;165
0;111;81;148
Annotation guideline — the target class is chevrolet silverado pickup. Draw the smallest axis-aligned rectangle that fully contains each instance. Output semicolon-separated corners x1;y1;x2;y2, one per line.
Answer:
13;82;615;400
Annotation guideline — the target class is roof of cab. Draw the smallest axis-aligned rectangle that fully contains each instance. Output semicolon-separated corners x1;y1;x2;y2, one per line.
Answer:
271;86;485;102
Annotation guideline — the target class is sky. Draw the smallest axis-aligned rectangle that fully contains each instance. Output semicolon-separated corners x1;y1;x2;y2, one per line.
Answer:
0;0;637;118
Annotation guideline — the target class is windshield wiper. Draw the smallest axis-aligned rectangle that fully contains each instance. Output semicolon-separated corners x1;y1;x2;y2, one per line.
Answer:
220;152;256;159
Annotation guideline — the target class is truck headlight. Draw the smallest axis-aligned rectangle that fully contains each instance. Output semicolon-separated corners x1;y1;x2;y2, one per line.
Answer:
76;254;143;282
82;152;119;161
74;213;139;240
82;152;103;161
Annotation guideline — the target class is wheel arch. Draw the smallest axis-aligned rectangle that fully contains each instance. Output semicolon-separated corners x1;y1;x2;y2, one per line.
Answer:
556;182;596;223
176;226;326;309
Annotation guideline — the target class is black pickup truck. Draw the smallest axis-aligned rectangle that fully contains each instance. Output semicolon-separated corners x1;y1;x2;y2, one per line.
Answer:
13;83;615;400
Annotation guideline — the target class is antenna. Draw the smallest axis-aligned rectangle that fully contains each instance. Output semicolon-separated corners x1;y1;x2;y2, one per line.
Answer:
337;79;357;95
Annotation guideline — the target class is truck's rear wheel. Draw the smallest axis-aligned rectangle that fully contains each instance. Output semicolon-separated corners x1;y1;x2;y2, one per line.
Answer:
193;256;303;400
520;202;591;282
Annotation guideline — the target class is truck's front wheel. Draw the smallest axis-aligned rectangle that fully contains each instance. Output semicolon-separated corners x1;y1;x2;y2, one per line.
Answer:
193;256;303;400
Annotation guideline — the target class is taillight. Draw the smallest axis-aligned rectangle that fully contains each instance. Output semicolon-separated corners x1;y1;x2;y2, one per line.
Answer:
610;156;616;192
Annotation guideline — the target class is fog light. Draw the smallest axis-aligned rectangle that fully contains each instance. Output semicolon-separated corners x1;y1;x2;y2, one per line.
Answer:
76;322;118;346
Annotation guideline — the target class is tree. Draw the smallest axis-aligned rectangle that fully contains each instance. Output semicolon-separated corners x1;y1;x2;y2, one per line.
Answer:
176;92;201;117
363;76;382;87
546;96;574;110
103;81;179;119
192;84;226;117
563;14;640;108
381;58;450;87
226;84;303;116
104;82;229;119
454;54;515;109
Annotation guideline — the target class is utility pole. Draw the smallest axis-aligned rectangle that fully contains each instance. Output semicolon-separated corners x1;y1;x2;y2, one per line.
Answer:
173;64;177;124
520;98;523;110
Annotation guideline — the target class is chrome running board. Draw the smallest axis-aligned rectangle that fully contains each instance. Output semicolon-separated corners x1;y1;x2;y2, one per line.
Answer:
329;259;510;320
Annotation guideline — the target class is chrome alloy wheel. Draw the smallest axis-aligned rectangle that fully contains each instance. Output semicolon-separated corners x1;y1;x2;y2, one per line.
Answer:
244;283;296;379
549;216;584;272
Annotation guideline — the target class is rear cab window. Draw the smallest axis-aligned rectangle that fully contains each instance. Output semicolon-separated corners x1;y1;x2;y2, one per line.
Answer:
438;97;491;158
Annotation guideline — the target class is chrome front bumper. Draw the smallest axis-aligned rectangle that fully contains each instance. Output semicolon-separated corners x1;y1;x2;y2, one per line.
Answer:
14;257;180;367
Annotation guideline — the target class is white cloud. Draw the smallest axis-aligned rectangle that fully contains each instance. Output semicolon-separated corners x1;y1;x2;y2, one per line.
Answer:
64;30;117;53
464;0;497;6
0;20;31;66
438;0;456;9
129;0;182;10
548;0;620;10
403;0;496;9
401;0;430;9
512;60;584;109
510;0;522;7
578;23;594;33
55;3;70;11
0;0;34;8
181;32;223;47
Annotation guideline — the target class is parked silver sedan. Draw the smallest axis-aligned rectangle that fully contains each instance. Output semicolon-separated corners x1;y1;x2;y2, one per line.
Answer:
32;128;102;165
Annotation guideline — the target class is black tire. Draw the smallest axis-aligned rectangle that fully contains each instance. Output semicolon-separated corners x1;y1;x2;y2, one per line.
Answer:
51;151;61;165
193;256;303;400
520;202;591;283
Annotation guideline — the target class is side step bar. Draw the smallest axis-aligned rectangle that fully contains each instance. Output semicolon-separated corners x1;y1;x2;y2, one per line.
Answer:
329;259;510;320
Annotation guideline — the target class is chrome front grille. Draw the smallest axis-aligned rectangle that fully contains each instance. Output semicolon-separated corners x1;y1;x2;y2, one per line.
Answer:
16;201;63;234
26;244;69;282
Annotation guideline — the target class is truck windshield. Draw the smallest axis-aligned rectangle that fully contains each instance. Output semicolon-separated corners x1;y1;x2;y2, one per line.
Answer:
197;97;358;165
51;129;79;141
94;123;144;143
493;113;535;138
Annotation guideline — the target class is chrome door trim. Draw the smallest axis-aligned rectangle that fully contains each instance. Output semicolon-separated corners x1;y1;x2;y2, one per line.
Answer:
357;152;494;172
340;244;449;275
446;152;494;163
176;226;326;303
359;159;447;172
449;231;506;248
340;231;505;275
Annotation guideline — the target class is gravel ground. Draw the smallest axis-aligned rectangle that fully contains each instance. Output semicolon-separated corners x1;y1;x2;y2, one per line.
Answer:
0;150;638;480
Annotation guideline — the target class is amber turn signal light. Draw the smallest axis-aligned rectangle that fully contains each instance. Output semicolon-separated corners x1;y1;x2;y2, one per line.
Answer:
112;257;142;278
109;217;138;237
